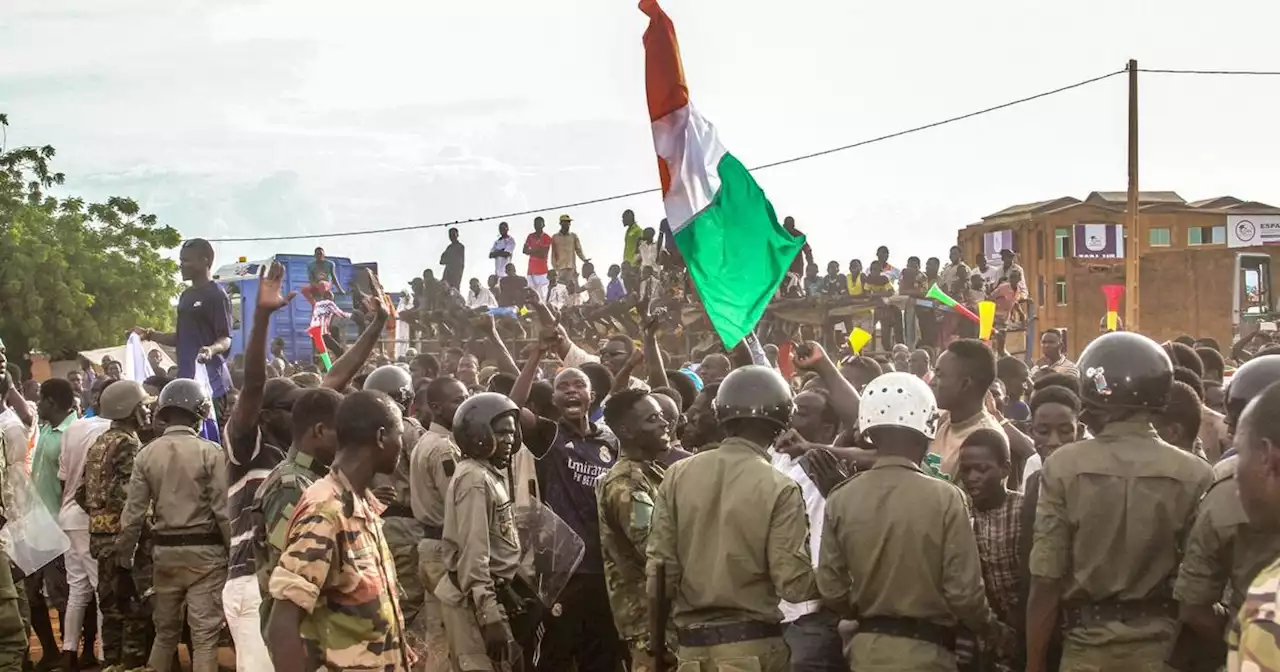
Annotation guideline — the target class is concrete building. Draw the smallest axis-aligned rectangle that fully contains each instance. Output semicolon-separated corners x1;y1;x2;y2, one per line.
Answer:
957;191;1280;356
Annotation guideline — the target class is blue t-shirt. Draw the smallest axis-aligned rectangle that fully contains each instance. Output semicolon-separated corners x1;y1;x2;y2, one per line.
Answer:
527;417;619;574
176;281;234;398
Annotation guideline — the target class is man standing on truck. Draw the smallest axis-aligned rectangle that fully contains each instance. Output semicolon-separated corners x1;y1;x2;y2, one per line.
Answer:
302;247;345;305
133;238;235;421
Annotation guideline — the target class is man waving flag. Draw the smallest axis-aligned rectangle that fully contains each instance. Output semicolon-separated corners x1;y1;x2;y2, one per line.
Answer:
642;0;805;349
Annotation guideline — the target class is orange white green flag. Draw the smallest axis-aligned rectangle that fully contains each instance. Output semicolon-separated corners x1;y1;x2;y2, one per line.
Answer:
641;0;805;348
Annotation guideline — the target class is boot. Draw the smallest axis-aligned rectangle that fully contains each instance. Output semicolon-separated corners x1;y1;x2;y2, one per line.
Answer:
58;651;77;672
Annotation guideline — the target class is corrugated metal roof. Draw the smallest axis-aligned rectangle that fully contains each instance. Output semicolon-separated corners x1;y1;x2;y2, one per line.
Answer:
1085;190;1185;205
982;196;1079;220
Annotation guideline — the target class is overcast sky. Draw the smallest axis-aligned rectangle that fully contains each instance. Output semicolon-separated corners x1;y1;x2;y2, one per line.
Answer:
3;0;1278;292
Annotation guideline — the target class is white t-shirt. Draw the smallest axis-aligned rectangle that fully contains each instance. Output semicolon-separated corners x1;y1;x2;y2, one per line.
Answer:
58;416;111;530
0;403;37;474
492;236;516;277
468;288;496;310
769;448;824;622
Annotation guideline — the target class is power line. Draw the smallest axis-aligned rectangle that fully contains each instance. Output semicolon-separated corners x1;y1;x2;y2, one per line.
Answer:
211;68;1128;243
1138;68;1280;76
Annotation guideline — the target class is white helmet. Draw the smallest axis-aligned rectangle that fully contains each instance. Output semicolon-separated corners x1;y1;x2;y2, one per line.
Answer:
858;372;940;440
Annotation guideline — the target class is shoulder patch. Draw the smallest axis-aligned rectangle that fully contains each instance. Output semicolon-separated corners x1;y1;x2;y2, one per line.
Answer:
825;470;862;497
443;459;455;478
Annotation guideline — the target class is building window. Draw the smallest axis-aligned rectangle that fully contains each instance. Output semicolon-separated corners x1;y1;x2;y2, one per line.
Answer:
1054;228;1070;259
1189;225;1227;246
1149;228;1171;247
1055;277;1068;306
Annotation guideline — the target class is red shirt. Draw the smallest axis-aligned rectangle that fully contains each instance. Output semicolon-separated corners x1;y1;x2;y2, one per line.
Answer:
525;232;552;275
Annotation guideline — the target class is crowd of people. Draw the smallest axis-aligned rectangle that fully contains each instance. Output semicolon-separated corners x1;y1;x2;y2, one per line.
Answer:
0;224;1279;672
393;211;1032;357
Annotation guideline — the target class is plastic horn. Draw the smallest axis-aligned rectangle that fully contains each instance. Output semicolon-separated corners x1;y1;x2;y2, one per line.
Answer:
848;328;872;355
978;301;996;341
924;283;981;323
1102;284;1124;332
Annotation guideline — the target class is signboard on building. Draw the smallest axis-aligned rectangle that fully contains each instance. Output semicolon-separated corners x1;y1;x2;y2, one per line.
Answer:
1073;224;1123;259
983;229;1013;264
1227;214;1280;248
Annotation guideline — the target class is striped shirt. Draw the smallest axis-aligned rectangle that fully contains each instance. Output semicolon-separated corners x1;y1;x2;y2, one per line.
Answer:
225;420;287;579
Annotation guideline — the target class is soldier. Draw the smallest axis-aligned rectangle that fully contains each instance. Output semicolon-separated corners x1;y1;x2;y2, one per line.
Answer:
647;365;817;671
597;388;675;672
78;380;154;672
364;364;428;627
117;379;230;672
1228;379;1280;670
0;361;27;672
1174;354;1280;670
409;376;472;671
818;372;1007;671
249;387;344;630
1027;332;1214;672
435;393;534;671
265;390;413;671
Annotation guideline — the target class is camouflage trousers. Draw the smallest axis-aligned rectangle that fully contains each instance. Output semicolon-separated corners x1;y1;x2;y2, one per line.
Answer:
0;551;29;672
384;517;425;625
675;636;790;672
89;534;153;669
416;539;450;672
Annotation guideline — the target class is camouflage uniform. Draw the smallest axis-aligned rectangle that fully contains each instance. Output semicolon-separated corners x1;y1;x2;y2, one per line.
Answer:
375;417;426;627
82;426;154;669
435;457;521;672
1229;556;1280;672
268;471;413;670
250;447;328;634
0;431;29;671
409;423;461;671
596;455;670;671
1175;455;1280;652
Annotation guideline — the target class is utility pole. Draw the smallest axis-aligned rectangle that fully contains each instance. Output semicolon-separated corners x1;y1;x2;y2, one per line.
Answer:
1125;59;1141;332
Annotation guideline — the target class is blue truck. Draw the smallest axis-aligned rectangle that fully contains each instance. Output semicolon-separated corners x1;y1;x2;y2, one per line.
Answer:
213;253;383;364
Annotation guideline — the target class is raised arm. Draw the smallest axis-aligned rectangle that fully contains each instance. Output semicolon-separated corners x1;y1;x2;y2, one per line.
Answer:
642;322;669;390
323;275;389;391
483;317;520;378
793;341;859;428
229;260;295;446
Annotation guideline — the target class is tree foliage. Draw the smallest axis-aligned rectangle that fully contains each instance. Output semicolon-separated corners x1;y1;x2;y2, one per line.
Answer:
0;113;182;361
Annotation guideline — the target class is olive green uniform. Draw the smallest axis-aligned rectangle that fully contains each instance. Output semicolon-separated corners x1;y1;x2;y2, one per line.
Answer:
376;417;426;627
0;432;29;671
597;455;669;671
1031;420;1213;671
250;446;328;633
435;457;522;671
409;422;460;671
818;456;1004;671
647;436;816;672
1175;456;1280;653
117;425;230;672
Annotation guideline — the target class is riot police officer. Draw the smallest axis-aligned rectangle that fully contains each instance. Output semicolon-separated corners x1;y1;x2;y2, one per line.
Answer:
363;364;428;627
117;379;230;672
647;365;816;672
436;393;536;671
1173;354;1280;670
1026;332;1213;672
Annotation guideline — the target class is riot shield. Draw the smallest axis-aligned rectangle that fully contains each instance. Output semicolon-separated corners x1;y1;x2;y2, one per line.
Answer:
512;499;584;608
0;467;70;574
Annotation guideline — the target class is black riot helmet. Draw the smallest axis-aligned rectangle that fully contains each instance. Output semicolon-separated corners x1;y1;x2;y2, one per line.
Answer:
714;365;794;431
156;378;211;424
363;365;414;411
1077;331;1173;411
1225;354;1280;430
452;393;521;467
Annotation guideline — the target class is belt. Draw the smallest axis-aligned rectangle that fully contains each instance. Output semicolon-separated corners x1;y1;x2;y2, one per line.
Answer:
153;532;223;547
1060;599;1177;629
677;621;782;648
857;616;956;652
422;525;443;540
382;502;414;519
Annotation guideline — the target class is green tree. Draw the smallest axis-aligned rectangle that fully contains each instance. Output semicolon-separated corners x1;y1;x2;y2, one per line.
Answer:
0;113;182;363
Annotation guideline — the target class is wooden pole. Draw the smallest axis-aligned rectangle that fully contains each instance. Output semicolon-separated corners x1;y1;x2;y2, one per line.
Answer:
1125;59;1141;332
